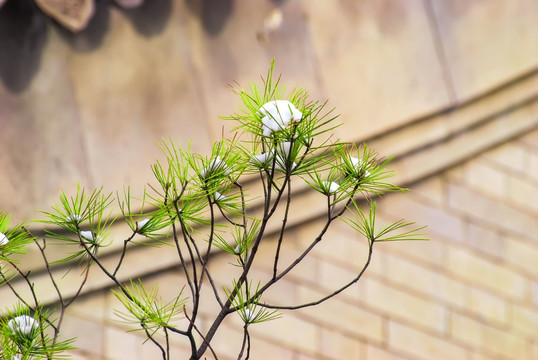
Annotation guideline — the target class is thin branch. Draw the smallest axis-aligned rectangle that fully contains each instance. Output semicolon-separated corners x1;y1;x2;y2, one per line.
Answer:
65;265;90;308
197;160;296;357
112;231;137;277
144;327;167;360
9;262;40;311
76;234;188;338
184;227;224;308
237;325;250;360
35;238;64;308
272;177;292;279
0;271;39;321
216;205;244;227
246;328;251;360
266;175;289;219
188;190;217;332
165;187;197;303
261;239;374;310
235;182;247;229
202;191;217;267
259;172;268;209
196;192;277;357
164;327;171;360
8;261;52;358
244;215;335;307
184;308;219;360
172;217;197;297
330;184;360;221
172;219;195;301
244;191;361;307
34;237;88;344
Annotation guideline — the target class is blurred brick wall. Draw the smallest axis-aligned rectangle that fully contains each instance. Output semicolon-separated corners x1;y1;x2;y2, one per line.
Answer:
59;129;538;359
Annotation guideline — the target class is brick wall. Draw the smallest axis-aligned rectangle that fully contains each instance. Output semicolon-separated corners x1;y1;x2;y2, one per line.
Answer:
60;128;538;359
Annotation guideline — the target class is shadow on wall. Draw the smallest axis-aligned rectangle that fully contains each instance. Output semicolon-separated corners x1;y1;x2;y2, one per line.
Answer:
0;0;48;94
0;0;174;93
57;0;173;50
185;0;286;36
0;0;288;93
122;0;172;37
0;0;257;92
56;0;111;52
185;0;233;36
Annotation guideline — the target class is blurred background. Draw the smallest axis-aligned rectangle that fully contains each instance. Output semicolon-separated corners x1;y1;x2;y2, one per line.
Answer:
1;0;537;359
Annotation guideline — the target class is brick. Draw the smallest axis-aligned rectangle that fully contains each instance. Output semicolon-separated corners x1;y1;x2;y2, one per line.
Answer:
165;346;197;360
483;143;528;173
504;236;538;277
210;322;295;360
104;326;143;360
383;253;466;308
529;152;538;181
249;274;298;308
310;219;368;270
374;228;445;268
366;344;411;360
68;353;93;360
319;260;362;302
296;286;384;344
308;220;385;278
201;320;244;359
141;342;195;360
363;278;446;333
61;314;104;357
468;353;497;360
512;304;538;338
447;246;527;299
532;282;538;305
382;193;465;241
320;328;363;359
465;221;504;259
411;177;446;206
450;312;528;359
140;340;170;360
247;313;318;355
295;353;317;360
255;238;320;285
467;287;507;325
447;182;538;236
388;321;467;360
303;219;374;273
250;337;295;360
312;238;375;279
506;175;538;213
463;159;506;197
62;290;107;321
